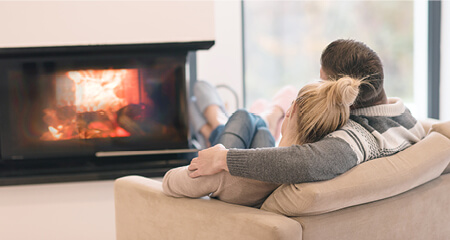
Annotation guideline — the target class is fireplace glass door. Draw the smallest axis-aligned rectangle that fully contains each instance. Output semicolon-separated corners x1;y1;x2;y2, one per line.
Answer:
0;53;189;160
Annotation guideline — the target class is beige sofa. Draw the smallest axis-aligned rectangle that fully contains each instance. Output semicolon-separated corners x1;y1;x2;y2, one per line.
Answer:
115;120;450;240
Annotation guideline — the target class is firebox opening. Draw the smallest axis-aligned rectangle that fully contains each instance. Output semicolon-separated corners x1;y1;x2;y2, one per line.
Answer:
0;53;190;160
41;68;142;141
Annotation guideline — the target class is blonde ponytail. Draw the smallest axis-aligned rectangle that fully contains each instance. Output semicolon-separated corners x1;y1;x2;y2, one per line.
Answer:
319;76;361;107
293;77;361;144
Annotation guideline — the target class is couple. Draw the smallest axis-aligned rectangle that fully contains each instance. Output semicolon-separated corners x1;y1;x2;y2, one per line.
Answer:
162;39;426;207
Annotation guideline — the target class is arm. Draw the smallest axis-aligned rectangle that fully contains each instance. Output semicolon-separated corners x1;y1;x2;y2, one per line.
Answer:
227;137;358;183
189;137;358;184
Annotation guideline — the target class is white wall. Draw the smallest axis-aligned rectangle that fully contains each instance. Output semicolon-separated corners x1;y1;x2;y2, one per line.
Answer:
441;1;450;121
197;1;244;111
0;1;214;48
0;2;240;240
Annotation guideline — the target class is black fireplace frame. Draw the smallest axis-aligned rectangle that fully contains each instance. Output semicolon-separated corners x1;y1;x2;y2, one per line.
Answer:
0;41;213;186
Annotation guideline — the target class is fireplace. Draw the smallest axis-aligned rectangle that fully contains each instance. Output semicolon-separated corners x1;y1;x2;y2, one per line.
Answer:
0;42;212;185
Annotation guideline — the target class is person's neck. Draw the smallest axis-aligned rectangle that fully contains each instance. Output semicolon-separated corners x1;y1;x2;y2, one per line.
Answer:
351;91;388;109
373;93;388;105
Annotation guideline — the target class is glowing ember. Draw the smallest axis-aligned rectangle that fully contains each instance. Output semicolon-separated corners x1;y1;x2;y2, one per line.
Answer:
48;125;63;139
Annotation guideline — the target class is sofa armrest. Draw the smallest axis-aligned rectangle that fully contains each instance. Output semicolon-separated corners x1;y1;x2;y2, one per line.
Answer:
115;176;302;240
420;118;440;133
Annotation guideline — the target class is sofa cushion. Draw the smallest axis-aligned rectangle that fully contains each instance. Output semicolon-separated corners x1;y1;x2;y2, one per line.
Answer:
420;118;440;133
261;131;450;217
429;120;450;138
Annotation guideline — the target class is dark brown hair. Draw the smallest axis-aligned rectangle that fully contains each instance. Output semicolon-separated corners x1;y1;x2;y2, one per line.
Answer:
320;39;385;108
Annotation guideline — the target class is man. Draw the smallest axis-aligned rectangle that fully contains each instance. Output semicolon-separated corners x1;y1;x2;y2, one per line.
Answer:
188;39;425;184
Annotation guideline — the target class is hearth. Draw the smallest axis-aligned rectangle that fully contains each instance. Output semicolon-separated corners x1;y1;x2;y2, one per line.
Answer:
0;42;212;185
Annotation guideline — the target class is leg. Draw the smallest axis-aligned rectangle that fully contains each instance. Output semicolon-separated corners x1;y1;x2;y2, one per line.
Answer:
209;109;272;149
162;166;222;198
203;105;228;130
192;81;229;145
258;105;284;140
249;127;276;148
163;165;280;208
188;97;210;148
198;124;213;147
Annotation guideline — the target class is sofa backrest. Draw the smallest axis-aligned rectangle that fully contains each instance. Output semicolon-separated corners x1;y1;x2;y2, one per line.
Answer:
261;121;450;217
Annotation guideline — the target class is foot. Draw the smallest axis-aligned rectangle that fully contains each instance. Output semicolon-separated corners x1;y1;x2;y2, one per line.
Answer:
272;85;298;114
193;81;228;116
193;80;229;129
249;98;270;115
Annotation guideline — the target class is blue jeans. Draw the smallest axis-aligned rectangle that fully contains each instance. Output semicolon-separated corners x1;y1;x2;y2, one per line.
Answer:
209;109;275;149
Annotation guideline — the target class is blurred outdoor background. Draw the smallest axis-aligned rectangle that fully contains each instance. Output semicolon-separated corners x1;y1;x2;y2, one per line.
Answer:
243;1;426;117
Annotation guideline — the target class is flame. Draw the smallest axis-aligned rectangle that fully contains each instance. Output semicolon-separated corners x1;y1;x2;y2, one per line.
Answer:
41;68;140;141
48;125;63;139
67;69;128;112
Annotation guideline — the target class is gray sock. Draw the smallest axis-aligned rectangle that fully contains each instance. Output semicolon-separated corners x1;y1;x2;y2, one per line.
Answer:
188;96;207;134
193;80;228;116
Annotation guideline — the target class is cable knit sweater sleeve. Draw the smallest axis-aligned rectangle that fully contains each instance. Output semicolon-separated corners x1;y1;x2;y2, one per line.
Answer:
226;137;358;184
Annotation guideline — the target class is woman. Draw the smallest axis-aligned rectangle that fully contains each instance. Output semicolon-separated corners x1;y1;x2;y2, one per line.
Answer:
163;76;362;207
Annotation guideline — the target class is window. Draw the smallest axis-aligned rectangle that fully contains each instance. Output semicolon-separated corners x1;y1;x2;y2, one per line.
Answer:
441;1;450;121
243;1;428;119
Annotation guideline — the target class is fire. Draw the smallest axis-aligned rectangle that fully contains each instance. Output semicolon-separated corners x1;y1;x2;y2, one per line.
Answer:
67;69;128;112
41;69;141;141
48;125;63;139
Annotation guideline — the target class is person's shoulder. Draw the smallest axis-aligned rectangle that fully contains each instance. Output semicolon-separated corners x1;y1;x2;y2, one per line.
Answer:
350;97;423;130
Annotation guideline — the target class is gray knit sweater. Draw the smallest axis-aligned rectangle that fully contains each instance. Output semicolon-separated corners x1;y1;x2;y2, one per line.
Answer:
227;98;426;184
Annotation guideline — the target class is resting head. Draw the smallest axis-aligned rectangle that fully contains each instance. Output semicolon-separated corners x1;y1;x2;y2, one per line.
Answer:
279;76;362;146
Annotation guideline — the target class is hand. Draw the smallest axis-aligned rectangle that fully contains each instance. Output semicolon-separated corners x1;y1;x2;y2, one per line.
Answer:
188;144;229;178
